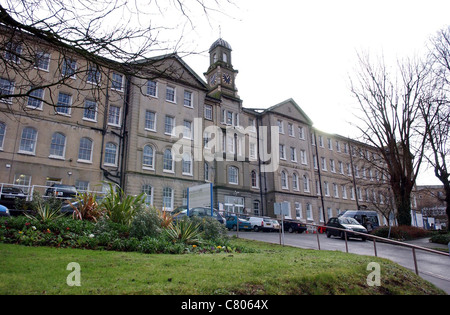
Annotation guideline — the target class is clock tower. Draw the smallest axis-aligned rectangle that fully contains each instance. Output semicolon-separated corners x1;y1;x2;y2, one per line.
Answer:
204;38;239;98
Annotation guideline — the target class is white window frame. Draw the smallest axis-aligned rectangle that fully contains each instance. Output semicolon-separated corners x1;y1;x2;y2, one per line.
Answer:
144;110;157;132
146;80;158;97
83;99;98;122
183;90;193;108
49;132;66;160
142;145;155;170
111;72;124;91
19;127;38;155
104;142;118;167
35;51;50;71
228;166;239;185
108;105;122;127
162;187;174;210
56;92;72;116
163;149;175;173
281;171;289;190
78;137;93;163
166;85;176;103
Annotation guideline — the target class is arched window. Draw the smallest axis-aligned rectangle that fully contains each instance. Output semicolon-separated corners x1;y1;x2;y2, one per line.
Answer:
303;174;310;192
251;170;258;188
292;172;299;190
163;149;174;172
104;142;118;166
281;171;288;189
182;153;192;175
78;137;93;162
19;127;37;154
49;132;66;158
142;145;154;169
228;166;238;185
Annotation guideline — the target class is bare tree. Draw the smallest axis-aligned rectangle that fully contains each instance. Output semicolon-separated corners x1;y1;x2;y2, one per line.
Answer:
350;53;430;226
0;0;234;111
421;26;450;231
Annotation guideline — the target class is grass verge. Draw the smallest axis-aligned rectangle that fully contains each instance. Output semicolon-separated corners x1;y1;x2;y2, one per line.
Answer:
0;239;445;295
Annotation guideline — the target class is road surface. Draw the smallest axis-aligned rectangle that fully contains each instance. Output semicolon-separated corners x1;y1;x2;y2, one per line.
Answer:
230;230;450;294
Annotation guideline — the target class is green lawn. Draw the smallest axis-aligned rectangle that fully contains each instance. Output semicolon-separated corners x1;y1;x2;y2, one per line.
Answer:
0;239;445;295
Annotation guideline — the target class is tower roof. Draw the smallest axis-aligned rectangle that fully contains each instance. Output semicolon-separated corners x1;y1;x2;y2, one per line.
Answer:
209;38;232;52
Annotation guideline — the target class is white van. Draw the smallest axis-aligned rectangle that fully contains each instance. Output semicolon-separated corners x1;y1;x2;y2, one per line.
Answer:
247;216;277;232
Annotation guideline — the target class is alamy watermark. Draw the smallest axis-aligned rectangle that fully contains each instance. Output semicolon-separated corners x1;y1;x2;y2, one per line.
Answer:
66;262;81;287
171;118;280;173
366;262;381;287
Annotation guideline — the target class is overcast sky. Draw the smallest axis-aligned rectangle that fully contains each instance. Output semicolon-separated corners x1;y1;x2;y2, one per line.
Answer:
175;0;450;185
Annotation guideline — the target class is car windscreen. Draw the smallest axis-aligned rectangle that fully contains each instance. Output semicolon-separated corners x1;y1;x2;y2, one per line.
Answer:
339;217;360;225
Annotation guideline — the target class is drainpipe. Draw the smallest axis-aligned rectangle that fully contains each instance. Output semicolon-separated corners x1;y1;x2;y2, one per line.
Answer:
313;130;326;224
256;113;265;216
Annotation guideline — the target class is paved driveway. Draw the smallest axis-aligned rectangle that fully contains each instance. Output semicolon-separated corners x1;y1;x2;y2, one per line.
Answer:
230;231;450;294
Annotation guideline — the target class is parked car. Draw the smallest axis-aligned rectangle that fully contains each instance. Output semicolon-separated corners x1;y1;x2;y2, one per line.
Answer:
171;206;187;216
282;219;307;233
45;184;77;199
247;216;278;232
270;219;280;231
0;204;10;217
225;215;252;231
338;210;380;232
0;187;27;209
173;207;225;224
326;217;368;241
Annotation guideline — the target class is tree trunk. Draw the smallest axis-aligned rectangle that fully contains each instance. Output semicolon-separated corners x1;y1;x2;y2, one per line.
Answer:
393;186;412;226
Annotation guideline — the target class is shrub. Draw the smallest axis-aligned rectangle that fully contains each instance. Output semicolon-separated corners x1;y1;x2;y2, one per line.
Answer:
430;232;450;245
189;216;228;241
373;225;431;240
130;207;162;239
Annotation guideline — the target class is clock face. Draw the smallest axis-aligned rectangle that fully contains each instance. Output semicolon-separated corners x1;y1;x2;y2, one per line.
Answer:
209;73;216;85
222;73;232;84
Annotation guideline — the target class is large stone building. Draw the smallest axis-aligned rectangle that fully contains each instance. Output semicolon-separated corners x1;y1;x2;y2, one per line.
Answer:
0;31;393;224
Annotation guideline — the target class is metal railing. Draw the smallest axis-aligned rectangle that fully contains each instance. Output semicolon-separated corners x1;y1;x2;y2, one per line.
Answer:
310;222;448;274
229;213;449;276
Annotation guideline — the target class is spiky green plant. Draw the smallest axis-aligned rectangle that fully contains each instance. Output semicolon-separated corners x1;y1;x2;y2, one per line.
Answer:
100;183;146;226
25;201;64;223
164;219;202;245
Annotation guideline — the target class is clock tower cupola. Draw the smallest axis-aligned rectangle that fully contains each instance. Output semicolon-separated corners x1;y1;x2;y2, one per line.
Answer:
205;38;239;98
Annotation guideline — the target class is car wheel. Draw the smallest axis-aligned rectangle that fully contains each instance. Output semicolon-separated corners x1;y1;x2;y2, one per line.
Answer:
340;231;345;240
254;226;259;232
288;227;294;233
326;231;331;238
232;225;237;231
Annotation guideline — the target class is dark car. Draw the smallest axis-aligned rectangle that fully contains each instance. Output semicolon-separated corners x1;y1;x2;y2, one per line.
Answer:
45;184;77;199
173;207;225;225
326;217;368;241
0;187;27;209
282;219;307;233
0;204;10;217
171;205;187;216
